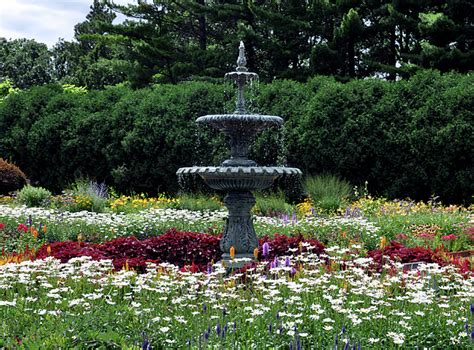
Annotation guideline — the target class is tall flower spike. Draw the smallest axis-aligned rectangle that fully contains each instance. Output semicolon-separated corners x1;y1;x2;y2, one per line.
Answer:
262;242;270;258
230;246;235;260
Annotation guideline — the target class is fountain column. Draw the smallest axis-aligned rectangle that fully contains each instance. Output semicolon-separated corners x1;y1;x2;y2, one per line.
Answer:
220;191;258;261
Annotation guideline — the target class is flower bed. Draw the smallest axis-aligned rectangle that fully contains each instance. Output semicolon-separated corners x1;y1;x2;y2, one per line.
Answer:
0;248;472;348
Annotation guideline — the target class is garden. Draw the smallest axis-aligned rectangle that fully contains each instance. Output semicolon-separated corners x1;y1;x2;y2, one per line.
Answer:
0;172;472;348
1;0;473;349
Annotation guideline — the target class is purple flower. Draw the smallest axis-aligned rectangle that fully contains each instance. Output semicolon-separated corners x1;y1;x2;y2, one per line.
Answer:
141;332;152;350
290;267;297;277
273;257;279;268
291;212;297;224
470;303;474;315
344;207;351;217
216;324;221;336
203;331;210;341
262;242;270;258
202;303;207;313
207;263;213;274
268;323;272;333
285;256;291;267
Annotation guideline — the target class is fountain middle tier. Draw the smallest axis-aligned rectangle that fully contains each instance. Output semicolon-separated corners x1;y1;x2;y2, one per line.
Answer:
177;166;301;191
197;114;283;133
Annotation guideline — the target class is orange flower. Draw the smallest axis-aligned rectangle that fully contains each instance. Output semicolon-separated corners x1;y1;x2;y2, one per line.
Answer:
380;236;387;249
253;247;259;259
30;226;39;239
46;245;52;255
230;246;235;260
42;225;47;233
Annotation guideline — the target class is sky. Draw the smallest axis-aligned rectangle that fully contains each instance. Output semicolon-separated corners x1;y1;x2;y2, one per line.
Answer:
0;0;131;47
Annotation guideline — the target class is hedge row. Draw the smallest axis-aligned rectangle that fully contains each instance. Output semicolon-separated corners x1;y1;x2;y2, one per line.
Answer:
0;70;472;203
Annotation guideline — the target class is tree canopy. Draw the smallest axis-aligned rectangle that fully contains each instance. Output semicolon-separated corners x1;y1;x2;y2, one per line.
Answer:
0;0;472;88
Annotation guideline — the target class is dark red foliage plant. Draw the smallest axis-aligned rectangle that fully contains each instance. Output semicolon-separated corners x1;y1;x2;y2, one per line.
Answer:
367;241;446;269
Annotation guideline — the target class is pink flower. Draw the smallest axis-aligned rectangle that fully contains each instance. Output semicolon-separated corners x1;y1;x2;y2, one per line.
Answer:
17;224;28;233
441;234;457;241
0;223;5;230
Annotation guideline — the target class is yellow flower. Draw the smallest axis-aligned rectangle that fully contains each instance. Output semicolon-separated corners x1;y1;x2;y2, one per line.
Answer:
230;246;235;260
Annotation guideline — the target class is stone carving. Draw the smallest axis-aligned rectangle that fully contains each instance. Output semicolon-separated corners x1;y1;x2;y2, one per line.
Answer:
177;41;302;266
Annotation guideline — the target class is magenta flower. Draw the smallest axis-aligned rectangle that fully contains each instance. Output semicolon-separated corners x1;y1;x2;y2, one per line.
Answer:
441;234;457;241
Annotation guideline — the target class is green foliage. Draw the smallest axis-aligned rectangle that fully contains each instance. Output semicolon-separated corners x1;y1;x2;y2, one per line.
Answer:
175;193;222;211
0;79;19;101
304;174;352;213
0;38;52;88
17;185;52;207
254;191;293;216
0;158;27;195
0;71;472;203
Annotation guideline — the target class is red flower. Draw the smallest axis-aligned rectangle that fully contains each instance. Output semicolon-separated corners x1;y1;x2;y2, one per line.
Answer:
17;224;28;233
0;223;5;230
441;234;457;241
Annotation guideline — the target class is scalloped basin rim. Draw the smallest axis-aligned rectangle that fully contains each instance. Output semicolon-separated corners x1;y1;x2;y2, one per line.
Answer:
197;114;283;123
177;166;302;176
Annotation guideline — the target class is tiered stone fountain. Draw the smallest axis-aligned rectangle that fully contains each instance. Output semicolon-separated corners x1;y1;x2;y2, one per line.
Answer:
177;42;301;266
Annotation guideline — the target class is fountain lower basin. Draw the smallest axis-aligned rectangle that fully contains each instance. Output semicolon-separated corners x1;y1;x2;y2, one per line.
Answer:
177;166;301;191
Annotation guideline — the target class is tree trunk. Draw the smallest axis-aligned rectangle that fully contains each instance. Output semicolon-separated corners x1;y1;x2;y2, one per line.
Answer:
388;26;397;80
196;0;207;50
348;37;355;77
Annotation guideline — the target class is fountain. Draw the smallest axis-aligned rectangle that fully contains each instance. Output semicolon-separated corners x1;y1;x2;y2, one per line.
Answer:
177;42;301;266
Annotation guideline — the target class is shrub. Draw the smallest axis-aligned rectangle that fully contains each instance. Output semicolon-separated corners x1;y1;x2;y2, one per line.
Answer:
253;191;293;216
17;185;52;207
0;158;27;195
304;174;352;213
0;72;472;203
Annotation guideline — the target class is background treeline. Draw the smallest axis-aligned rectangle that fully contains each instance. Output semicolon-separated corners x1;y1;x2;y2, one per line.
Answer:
1;0;473;89
0;70;472;204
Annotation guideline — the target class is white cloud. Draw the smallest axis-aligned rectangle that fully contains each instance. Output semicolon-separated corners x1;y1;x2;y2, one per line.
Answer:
0;0;132;47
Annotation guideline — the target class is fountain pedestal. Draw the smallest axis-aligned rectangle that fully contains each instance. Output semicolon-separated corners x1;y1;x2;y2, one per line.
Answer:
219;191;258;263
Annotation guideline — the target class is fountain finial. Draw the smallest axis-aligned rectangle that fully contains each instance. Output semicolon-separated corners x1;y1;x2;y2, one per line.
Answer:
236;41;248;72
